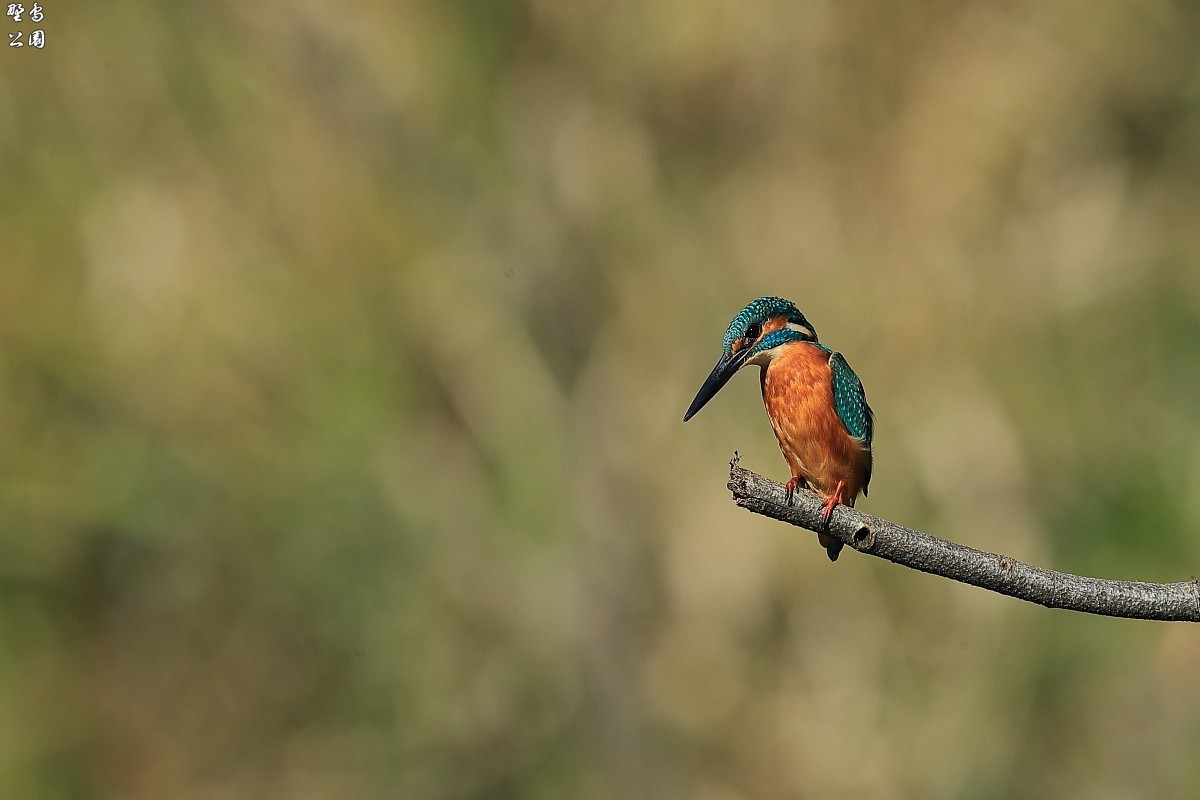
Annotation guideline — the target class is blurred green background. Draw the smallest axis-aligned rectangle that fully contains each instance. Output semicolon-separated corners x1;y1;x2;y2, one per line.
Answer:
3;1;1200;797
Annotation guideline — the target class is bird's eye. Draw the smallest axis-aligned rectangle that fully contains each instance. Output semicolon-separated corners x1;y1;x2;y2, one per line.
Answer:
745;323;762;340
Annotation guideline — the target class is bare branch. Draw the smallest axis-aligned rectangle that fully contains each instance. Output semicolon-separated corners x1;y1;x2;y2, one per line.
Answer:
727;461;1200;622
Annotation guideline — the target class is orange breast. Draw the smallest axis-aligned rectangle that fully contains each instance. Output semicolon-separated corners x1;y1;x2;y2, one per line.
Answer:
759;342;870;504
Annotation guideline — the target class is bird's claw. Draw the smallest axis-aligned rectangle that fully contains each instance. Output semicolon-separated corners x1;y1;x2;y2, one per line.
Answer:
819;480;846;526
820;494;838;525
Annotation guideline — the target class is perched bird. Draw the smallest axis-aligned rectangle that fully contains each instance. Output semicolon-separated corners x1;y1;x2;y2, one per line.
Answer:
683;296;874;560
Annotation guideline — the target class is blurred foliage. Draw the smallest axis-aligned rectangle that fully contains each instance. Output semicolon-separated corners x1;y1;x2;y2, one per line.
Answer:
3;1;1200;797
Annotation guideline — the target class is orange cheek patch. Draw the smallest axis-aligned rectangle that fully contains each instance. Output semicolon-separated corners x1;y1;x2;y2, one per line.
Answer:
760;315;789;335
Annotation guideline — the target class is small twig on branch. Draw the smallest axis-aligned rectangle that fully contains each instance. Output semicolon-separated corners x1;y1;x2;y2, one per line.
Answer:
728;462;1200;622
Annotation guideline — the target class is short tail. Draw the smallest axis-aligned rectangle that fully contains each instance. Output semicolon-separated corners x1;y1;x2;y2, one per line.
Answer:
818;533;843;561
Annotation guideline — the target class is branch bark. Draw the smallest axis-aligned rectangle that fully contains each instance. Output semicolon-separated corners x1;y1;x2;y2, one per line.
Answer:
727;458;1200;622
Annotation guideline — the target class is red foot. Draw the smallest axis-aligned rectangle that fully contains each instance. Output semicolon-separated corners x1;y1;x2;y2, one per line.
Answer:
820;480;846;525
785;477;799;506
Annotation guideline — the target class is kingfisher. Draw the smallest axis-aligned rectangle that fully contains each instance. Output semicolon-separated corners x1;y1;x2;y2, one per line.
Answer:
683;296;874;560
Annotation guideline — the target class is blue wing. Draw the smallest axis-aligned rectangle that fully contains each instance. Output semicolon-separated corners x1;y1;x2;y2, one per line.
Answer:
829;352;874;446
829;351;873;493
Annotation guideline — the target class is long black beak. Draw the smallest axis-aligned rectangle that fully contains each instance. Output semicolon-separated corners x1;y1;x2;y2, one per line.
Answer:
683;349;749;421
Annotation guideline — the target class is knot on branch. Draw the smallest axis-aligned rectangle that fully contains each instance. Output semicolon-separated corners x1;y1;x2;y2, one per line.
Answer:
852;525;874;551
